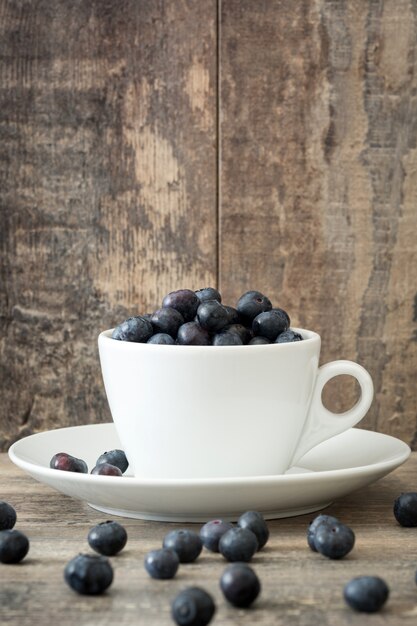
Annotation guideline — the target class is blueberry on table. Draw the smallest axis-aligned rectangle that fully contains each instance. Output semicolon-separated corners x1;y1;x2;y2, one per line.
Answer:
0;501;16;530
150;307;184;338
393;492;417;527
91;463;122;476
212;332;243;346
237;291;272;323
220;563;261;608
195;287;222;303
88;520;127;556
314;521;355;559
275;329;303;343
177;322;211;346
237;511;269;550
162;289;199;322
147;333;175;345
344;576;389;613
163;529;202;563
199;519;234;552
252;308;290;340
96;449;129;474
144;548;179;580
171;587;215;626
111;315;153;342
197;300;230;333
0;530;29;563
50;452;88;474
218;527;258;562
224;323;252;344
64;553;113;595
307;514;339;552
248;336;270;345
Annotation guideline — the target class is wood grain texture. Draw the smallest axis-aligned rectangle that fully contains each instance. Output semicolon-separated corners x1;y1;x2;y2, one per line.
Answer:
219;0;417;439
1;452;417;625
0;0;217;448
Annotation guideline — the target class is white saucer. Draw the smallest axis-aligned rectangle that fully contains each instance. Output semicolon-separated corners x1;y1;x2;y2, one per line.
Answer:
8;423;410;522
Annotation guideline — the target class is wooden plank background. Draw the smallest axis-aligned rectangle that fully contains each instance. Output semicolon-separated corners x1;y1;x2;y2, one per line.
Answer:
1;0;416;451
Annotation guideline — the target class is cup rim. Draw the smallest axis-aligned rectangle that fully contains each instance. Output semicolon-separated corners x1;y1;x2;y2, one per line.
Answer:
98;327;320;350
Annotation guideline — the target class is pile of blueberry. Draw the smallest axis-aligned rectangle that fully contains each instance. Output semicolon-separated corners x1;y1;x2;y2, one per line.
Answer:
2;493;417;620
50;448;129;476
111;288;303;346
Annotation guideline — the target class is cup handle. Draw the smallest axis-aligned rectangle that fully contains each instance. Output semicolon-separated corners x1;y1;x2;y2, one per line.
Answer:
290;360;374;466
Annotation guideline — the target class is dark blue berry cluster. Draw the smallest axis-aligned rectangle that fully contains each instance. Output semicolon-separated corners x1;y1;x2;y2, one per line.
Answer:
0;501;29;564
50;448;129;476
111;288;303;346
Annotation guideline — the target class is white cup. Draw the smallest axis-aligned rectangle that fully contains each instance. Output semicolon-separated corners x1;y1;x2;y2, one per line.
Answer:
98;328;373;479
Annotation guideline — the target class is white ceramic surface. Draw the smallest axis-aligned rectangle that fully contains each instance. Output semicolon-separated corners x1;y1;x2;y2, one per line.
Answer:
8;423;409;522
98;328;374;479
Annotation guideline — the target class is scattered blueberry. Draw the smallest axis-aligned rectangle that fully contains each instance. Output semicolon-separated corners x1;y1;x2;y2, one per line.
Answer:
344;576;389;613
393;493;417;527
0;501;16;531
220;563;261;608
151;307;184;338
171;587;215;626
112;316;153;343
50;452;88;474
238;511;269;550
237;291;272;324
91;463;123;476
314;521;355;559
252;308;290;340
195;288;221;303
197;300;230;332
0;529;29;563
88;520;127;556
163;529;203;563
147;333;175;345
224;324;252;344
307;514;339;552
96;449;129;474
248;336;270;345
213;332;243;346
144;548;179;580
199;519;234;552
275;329;303;343
64;553;113;595
162;289;199;322
219;527;258;562
177;322;211;346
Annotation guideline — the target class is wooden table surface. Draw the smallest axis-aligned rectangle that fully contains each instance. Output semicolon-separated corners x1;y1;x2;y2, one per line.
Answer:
1;453;417;626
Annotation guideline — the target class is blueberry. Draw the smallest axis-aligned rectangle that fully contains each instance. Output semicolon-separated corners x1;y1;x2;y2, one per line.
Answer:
219;527;258;562
162;289;199;322
224;324;252;344
195;288;221;303
171;587;215;626
163;529;203;563
275;329;303;343
150;307;184;338
224;305;239;324
248;336;270;345
144;548;179;580
64;553;113;595
307;514;339;551
96;449;129;473
88;520;127;556
91;463;123;476
0;530;29;563
50;452;88;473
344;576;389;613
199;519;234;552
0;501;16;530
147;333;175;345
237;291;272;324
393;492;417;527
220;563;261;608
177;322;211;346
252;308;290;340
213;332;243;346
112;315;153;343
197;300;230;333
237;511;269;550
314;521;355;559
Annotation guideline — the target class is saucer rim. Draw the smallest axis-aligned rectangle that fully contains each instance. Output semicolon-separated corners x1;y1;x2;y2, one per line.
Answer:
8;423;411;487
